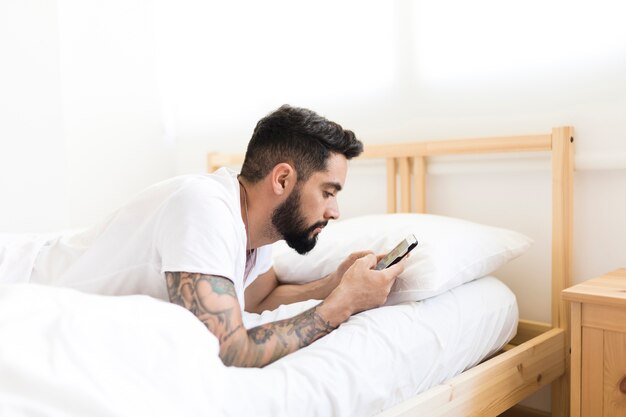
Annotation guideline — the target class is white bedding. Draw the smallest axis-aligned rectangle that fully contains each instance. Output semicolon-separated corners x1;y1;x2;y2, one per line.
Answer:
0;276;517;417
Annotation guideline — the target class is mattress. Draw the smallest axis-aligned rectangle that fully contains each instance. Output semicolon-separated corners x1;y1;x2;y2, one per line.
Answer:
0;276;517;417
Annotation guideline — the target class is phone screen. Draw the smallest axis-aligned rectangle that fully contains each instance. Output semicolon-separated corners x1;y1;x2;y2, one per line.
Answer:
374;234;418;270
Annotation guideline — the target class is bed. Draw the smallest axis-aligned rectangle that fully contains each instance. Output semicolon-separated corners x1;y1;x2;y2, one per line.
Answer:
207;126;575;417
0;127;573;417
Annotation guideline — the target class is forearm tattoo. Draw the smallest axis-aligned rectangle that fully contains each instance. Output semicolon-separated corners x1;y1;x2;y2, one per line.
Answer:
165;272;337;367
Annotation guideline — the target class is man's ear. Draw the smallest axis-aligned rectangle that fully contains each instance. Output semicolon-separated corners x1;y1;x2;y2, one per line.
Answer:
270;163;296;195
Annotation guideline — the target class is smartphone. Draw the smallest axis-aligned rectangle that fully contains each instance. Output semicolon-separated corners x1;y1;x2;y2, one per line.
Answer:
374;234;418;270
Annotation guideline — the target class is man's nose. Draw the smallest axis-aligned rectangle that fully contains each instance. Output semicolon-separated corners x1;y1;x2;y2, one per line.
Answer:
325;201;340;220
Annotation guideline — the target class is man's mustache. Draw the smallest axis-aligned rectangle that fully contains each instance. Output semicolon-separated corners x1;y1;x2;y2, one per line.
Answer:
307;220;328;233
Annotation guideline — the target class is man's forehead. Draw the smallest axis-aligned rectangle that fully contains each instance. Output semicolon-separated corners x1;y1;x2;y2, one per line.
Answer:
311;154;347;186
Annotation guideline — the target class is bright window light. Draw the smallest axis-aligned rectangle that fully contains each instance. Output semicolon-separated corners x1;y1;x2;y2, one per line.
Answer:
413;0;626;84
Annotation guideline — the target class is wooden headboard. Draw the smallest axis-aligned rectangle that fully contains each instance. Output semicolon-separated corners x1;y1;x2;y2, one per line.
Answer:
207;126;575;416
362;127;574;331
208;128;574;330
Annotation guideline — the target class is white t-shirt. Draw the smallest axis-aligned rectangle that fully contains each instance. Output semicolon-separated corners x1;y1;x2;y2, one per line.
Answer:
30;168;272;311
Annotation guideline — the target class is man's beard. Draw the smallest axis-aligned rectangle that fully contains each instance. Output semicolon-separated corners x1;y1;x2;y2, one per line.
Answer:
271;186;327;255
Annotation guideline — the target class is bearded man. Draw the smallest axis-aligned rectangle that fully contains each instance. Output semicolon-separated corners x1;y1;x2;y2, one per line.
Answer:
25;105;406;367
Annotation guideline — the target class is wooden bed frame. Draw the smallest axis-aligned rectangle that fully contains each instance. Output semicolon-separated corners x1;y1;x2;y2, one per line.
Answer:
207;126;575;417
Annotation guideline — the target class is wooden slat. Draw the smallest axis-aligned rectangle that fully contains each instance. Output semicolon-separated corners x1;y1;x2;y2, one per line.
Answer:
412;156;426;213
362;134;552;159
377;328;565;417
399;157;411;212
387;158;397;213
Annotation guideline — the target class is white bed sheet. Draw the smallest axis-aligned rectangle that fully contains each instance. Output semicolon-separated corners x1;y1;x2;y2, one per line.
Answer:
0;276;517;417
0;233;50;284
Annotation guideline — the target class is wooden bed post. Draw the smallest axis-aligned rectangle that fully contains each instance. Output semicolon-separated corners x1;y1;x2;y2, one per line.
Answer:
551;126;574;417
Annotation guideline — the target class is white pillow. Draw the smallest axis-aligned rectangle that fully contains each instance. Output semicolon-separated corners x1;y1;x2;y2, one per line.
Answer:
272;213;533;304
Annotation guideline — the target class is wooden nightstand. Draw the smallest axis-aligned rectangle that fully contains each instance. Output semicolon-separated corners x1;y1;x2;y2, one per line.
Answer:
562;268;626;417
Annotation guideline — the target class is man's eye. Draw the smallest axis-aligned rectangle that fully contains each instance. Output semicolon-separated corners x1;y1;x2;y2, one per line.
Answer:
324;191;335;198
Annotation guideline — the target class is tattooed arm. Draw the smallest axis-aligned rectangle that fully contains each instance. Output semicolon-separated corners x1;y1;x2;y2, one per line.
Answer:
166;271;343;367
166;253;406;367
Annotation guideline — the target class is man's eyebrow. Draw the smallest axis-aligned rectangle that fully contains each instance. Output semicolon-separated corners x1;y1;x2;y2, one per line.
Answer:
323;182;342;192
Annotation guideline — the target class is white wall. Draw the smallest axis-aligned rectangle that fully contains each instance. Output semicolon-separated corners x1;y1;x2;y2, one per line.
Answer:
1;0;174;232
0;0;67;232
58;0;174;228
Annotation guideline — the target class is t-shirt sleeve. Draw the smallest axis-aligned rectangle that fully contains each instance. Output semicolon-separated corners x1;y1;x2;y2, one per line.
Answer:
157;183;241;282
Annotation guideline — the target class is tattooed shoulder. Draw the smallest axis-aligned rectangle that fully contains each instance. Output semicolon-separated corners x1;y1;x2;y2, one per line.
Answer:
165;271;237;307
199;275;237;297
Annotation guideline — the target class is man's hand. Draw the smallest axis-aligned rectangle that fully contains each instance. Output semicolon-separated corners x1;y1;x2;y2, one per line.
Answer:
318;254;407;326
331;250;398;288
244;250;375;313
330;250;375;288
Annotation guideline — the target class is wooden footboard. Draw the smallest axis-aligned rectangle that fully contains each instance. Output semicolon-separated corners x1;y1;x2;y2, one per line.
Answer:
377;328;565;417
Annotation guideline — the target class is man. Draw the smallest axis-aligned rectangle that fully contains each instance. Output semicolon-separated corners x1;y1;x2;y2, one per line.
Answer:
23;105;406;367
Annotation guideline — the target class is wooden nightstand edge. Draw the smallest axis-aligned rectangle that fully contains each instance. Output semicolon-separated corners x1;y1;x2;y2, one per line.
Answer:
562;269;626;307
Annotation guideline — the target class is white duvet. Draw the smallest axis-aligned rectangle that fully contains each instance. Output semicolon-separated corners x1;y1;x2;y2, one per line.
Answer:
0;277;517;417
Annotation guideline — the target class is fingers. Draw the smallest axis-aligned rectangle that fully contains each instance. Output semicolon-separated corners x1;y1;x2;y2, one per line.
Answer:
356;253;377;269
336;253;406;314
349;250;374;260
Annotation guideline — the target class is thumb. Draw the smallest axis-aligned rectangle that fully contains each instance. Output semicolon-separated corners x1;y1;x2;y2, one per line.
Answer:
351;250;375;260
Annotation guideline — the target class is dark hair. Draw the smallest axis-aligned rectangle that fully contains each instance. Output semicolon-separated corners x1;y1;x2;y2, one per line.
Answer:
239;105;363;183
